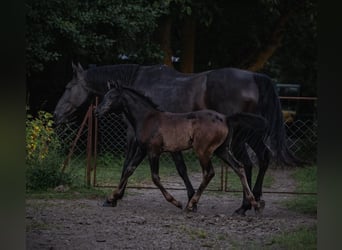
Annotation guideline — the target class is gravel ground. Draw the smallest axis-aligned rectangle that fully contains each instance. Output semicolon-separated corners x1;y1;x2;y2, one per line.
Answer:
26;168;316;249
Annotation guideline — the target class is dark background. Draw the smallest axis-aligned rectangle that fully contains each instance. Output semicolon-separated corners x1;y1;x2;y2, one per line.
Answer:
26;0;317;115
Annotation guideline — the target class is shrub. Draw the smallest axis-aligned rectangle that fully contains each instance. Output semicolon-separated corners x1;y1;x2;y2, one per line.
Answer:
26;111;72;190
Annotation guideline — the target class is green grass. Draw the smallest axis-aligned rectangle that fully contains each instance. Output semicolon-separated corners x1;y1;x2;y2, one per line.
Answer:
283;165;317;215
228;225;317;250
26;152;275;199
179;225;208;240
267;225;317;250
93;153;201;186
26;186;107;199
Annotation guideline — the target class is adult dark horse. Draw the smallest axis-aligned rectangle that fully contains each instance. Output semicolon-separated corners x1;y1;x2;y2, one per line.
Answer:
54;62;300;215
95;81;268;212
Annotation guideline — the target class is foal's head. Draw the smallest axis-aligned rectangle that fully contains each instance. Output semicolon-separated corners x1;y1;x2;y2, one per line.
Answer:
95;80;124;117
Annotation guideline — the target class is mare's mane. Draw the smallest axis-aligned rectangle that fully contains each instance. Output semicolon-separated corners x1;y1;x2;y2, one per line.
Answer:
84;64;140;93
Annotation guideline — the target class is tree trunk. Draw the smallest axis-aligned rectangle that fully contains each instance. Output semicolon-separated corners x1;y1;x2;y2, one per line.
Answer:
180;15;196;73
155;16;173;67
244;9;293;72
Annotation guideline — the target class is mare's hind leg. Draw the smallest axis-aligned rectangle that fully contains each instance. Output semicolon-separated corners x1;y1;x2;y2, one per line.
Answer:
186;155;215;212
149;155;183;209
103;145;146;207
250;144;270;214
170;152;196;211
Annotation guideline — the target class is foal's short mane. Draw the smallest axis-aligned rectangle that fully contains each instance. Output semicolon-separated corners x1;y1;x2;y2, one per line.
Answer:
122;86;161;111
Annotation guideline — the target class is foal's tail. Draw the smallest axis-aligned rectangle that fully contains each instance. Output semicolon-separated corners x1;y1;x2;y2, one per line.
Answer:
227;113;268;132
225;113;269;154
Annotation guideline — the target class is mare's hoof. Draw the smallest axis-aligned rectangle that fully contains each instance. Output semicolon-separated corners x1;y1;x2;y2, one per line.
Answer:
102;199;117;207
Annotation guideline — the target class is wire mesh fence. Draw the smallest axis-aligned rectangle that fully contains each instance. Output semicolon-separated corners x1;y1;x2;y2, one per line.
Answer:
55;103;318;189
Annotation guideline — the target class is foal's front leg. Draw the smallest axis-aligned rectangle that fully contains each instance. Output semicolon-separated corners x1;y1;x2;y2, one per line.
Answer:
115;125;139;200
103;146;146;207
115;135;140;200
149;155;183;209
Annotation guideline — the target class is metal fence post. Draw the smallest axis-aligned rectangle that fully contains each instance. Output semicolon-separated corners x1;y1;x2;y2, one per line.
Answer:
86;103;93;186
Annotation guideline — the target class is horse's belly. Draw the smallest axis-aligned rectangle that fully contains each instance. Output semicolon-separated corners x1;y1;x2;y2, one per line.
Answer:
162;135;193;152
159;123;193;152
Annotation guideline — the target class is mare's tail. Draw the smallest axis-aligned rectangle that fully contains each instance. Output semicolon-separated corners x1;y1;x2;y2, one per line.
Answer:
253;73;305;166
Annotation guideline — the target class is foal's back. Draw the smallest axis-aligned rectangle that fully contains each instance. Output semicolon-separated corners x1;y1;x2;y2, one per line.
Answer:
143;110;229;155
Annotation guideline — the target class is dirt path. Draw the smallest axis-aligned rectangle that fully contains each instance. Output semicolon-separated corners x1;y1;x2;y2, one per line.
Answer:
26;168;316;249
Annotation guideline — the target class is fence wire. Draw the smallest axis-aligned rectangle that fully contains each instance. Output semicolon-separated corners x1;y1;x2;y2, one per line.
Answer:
55;108;317;189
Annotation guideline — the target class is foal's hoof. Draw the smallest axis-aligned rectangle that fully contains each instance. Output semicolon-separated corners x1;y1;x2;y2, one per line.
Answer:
102;199;117;207
232;208;246;217
175;201;183;210
254;200;265;216
192;204;197;213
185;204;197;213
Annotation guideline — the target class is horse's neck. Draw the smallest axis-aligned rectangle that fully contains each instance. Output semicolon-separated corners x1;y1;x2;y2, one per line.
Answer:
122;93;158;133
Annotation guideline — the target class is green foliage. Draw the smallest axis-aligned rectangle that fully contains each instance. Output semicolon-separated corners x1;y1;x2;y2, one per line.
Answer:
26;111;72;190
26;160;72;191
26;111;59;164
26;0;164;75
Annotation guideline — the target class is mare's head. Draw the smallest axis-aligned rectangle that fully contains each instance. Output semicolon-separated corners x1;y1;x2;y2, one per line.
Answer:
95;80;124;117
54;62;90;124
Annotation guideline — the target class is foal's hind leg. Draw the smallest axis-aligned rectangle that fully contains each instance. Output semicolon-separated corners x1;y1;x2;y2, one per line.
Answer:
170;152;196;211
186;155;215;212
233;147;254;216
149;155;183;209
216;149;259;212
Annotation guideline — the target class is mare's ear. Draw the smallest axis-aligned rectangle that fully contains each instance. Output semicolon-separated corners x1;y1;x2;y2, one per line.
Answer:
115;79;123;89
107;80;113;90
77;62;84;71
71;61;84;79
107;80;117;90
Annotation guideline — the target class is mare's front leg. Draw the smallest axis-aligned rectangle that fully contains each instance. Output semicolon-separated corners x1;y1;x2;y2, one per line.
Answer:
186;155;215;212
149;154;183;209
103;145;146;207
170;152;196;211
